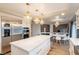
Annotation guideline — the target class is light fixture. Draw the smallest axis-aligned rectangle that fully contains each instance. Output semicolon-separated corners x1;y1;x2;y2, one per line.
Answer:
55;21;59;27
33;17;40;24
33;16;44;24
24;3;32;19
25;11;32;19
24;3;44;24
40;13;44;25
33;9;44;24
40;19;44;25
61;13;65;16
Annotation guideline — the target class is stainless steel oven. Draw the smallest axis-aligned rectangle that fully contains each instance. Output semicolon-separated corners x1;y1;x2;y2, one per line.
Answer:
22;27;29;39
4;28;10;37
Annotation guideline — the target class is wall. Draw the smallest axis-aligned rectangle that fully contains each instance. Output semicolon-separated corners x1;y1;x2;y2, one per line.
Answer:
31;23;53;36
31;22;41;36
50;24;53;35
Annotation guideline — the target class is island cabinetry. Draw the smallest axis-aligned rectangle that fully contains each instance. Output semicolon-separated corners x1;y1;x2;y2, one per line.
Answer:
11;35;51;55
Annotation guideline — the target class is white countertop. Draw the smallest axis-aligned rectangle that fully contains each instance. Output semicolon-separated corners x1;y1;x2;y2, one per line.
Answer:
70;38;79;46
10;35;51;52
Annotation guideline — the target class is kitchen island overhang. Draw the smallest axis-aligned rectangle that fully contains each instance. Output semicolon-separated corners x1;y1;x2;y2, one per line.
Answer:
10;35;51;55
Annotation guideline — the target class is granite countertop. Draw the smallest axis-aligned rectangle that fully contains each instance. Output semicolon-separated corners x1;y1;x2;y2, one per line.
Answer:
10;35;51;52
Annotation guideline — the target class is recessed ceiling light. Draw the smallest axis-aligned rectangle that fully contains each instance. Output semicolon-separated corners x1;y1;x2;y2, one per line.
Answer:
61;13;65;16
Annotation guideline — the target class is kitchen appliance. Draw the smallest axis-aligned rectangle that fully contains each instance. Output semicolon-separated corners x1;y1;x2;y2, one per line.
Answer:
11;24;22;42
0;16;23;54
22;27;29;39
0;23;23;54
1;23;11;54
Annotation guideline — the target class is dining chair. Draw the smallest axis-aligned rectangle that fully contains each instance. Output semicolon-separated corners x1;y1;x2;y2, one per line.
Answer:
62;36;69;45
56;36;61;45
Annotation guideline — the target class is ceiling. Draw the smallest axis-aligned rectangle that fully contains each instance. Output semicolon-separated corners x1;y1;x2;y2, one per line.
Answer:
0;3;79;24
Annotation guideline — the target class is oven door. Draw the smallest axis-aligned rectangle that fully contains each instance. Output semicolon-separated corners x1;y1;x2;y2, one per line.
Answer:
4;29;10;37
23;34;29;39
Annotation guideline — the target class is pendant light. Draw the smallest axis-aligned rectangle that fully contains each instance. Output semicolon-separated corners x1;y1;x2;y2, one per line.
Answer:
40;19;44;25
40;13;44;25
33;9;40;24
33;16;40;24
55;21;59;27
25;3;32;19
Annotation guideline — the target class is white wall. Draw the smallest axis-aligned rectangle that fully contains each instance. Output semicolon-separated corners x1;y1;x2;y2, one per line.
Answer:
50;24;53;35
31;23;41;36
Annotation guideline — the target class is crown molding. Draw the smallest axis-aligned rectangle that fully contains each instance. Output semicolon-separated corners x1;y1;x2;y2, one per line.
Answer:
0;11;23;20
0;8;24;19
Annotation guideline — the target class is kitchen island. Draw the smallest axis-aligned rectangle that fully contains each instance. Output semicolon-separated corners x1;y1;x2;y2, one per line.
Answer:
10;35;51;55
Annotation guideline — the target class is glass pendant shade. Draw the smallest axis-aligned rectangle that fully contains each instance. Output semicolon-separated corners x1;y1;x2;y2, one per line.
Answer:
55;22;59;27
24;11;32;20
33;17;40;24
40;19;44;25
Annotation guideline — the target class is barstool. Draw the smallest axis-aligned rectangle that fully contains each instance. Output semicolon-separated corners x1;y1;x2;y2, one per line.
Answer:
56;36;61;45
